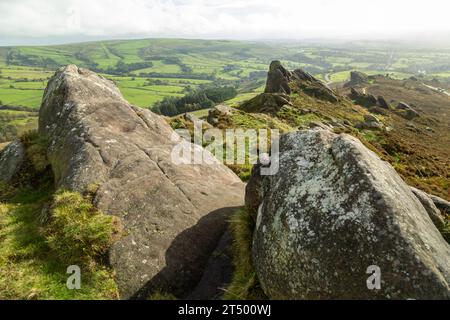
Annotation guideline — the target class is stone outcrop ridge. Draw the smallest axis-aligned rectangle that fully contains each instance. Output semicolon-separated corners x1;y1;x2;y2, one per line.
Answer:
38;65;245;299
248;129;450;299
242;61;339;113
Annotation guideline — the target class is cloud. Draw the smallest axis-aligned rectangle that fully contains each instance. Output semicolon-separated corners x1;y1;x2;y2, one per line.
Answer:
0;0;450;41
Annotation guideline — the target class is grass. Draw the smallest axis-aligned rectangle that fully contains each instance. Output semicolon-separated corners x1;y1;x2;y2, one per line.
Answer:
223;208;266;300
0;131;121;300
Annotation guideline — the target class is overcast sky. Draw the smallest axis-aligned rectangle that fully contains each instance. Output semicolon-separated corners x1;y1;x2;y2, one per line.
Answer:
1;0;450;45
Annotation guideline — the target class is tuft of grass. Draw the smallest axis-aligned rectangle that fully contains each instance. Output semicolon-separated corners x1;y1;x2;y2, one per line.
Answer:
223;208;266;300
0;188;120;299
45;191;122;267
0;134;121;300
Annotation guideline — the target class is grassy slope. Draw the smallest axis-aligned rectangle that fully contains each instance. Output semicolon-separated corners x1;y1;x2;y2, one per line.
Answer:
0;132;121;300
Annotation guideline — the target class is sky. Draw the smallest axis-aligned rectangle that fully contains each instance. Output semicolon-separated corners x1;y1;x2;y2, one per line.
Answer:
1;0;450;45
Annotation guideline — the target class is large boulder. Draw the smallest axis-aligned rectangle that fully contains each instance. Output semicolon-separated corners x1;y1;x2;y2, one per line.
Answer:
250;129;450;299
39;65;245;299
0;140;25;183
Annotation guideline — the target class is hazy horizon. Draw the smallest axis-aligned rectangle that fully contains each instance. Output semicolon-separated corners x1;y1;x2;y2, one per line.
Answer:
1;0;450;47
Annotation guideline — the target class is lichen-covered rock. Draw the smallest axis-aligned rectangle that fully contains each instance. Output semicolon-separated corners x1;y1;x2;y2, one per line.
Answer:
0;140;25;183
39;65;245;299
250;129;450;299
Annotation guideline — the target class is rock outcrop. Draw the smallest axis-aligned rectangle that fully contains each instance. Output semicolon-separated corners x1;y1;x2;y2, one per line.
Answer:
39;65;245;299
290;68;339;103
242;61;339;113
249;129;450;299
264;61;293;95
0;140;25;183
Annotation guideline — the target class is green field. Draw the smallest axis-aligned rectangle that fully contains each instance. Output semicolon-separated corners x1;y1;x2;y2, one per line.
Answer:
0;38;449;111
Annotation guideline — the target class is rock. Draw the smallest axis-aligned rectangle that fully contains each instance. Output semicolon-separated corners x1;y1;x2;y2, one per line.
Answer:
0;140;25;183
39;65;245;299
376;96;390;109
291;69;339;103
264;61;293;95
241;93;291;114
363;114;379;123
396;102;420;120
349;88;378;107
429;194;450;215
396;102;411;110
410;187;446;230
345;71;369;87
368;106;388;116
405;108;420;120
250;129;450;299
355;120;383;130
243;61;340;112
264;61;340;103
309;121;332;130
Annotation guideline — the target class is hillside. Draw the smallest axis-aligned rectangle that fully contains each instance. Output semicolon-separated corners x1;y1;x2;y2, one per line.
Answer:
171;63;450;201
1;38;450;147
0;62;448;300
1;38;450;110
